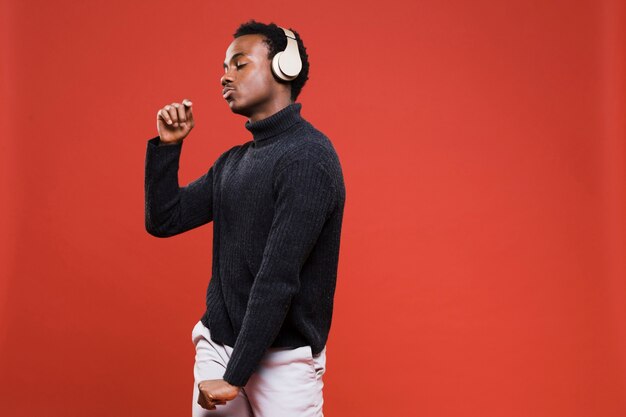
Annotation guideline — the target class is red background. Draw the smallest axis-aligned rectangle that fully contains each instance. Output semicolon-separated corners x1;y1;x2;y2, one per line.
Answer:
1;0;625;416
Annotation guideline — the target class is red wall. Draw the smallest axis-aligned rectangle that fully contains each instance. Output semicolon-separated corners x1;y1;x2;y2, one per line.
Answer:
1;0;625;416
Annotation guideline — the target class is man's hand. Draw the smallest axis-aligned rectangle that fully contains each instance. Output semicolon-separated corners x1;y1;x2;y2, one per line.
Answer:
197;379;241;410
156;98;195;145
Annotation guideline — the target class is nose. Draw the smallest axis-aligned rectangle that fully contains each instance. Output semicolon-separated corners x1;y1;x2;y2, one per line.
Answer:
221;69;234;86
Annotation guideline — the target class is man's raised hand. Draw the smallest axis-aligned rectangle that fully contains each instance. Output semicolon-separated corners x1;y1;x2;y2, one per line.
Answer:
156;99;195;144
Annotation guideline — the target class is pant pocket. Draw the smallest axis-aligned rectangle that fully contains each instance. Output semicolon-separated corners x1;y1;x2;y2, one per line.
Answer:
191;320;203;343
311;346;326;378
300;346;322;380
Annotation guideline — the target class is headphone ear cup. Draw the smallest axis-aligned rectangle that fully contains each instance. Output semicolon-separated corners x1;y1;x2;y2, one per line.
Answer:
272;26;303;81
278;46;302;79
271;51;289;81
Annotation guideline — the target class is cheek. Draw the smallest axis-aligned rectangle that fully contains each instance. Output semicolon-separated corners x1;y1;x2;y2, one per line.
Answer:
247;70;272;92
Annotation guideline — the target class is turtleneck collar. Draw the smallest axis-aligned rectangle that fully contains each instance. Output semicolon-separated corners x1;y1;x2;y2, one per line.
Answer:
244;102;303;142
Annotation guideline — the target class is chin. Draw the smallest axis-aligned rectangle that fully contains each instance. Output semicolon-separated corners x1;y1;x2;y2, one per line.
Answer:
226;99;252;117
226;99;240;111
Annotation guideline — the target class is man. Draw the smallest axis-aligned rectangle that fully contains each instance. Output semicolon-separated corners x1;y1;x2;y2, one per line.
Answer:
144;20;345;417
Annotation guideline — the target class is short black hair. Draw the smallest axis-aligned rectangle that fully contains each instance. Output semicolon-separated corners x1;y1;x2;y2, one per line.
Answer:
233;19;310;102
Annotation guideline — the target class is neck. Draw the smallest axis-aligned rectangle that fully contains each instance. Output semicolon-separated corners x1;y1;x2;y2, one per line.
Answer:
248;97;294;123
244;101;303;142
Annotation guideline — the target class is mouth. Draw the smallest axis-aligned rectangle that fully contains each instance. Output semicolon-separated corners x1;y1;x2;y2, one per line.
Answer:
223;88;235;100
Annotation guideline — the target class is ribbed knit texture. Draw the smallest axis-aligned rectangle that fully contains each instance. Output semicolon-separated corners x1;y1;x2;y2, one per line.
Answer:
144;103;346;387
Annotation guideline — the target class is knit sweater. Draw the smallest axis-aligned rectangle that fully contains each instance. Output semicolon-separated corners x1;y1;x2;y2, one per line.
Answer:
144;102;346;387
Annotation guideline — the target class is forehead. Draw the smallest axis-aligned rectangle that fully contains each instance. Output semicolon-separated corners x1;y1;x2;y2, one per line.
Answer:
224;34;269;64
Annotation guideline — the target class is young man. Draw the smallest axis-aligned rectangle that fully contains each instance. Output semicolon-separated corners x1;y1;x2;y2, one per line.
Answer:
144;20;346;416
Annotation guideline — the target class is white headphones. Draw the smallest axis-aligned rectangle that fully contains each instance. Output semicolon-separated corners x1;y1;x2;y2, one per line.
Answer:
271;26;303;81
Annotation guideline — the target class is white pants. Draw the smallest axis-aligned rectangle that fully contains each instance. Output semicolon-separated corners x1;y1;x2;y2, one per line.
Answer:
191;320;326;417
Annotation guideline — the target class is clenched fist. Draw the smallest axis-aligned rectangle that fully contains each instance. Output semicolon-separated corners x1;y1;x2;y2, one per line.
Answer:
197;379;240;410
156;99;195;145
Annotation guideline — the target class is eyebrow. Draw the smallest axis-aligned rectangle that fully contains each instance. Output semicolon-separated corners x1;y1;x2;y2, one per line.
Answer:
223;52;247;68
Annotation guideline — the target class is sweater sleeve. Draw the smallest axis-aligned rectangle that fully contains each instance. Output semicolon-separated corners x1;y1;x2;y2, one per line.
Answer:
222;157;337;387
144;136;215;237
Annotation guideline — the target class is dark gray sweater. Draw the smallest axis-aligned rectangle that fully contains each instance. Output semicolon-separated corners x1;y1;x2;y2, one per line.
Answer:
144;102;346;387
